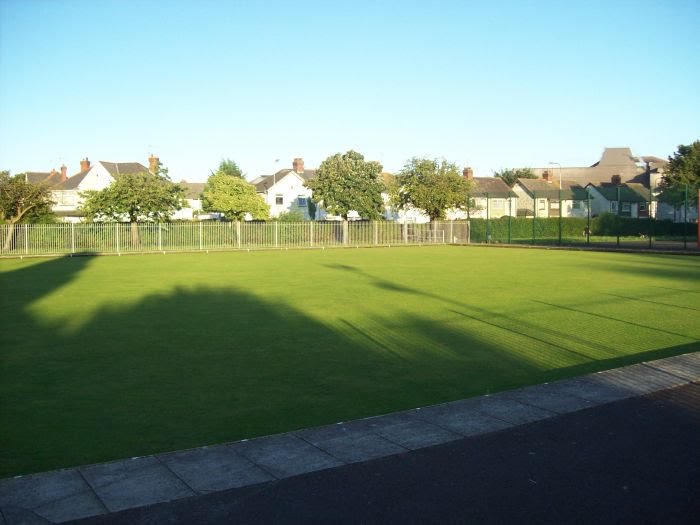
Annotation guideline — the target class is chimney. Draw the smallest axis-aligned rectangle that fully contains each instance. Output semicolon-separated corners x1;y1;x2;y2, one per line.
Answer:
149;154;160;174
611;174;622;185
462;167;474;180
60;164;67;181
542;170;552;183
293;157;304;174
80;158;91;172
50;168;57;179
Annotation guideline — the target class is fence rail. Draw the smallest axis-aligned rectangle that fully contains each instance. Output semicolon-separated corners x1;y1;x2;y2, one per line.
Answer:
0;221;470;257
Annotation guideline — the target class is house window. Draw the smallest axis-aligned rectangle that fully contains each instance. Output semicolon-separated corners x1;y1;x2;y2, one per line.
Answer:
572;200;581;209
551;201;560;209
621;202;631;213
639;202;647;211
491;199;504;208
297;196;307;207
538;199;546;211
610;201;618;213
275;195;283;205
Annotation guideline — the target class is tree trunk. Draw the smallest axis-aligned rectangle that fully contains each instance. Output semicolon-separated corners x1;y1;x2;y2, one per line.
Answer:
3;222;17;252
130;221;141;247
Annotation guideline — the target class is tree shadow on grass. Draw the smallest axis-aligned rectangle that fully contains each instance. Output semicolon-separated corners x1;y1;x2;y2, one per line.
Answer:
0;255;698;478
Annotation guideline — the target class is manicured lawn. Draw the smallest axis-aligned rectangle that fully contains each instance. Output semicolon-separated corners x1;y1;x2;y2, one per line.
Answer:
1;246;699;477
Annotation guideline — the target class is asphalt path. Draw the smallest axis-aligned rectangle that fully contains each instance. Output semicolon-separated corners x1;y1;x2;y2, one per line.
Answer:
69;382;700;525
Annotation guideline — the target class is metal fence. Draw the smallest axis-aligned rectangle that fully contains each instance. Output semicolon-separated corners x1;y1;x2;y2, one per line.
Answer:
0;221;471;257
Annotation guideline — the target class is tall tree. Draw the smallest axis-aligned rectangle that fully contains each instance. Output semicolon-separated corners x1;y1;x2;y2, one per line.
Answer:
394;158;471;221
1;171;56;250
659;141;700;208
493;167;537;187
306;150;384;220
80;170;185;246
211;158;243;178
201;172;269;220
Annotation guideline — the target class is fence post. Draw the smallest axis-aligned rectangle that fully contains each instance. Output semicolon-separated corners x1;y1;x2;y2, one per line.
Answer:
532;191;536;245
485;193;491;243
558;188;562;246
403;222;408;244
343;220;348;245
275;221;279;248
616;186;621;248
586;189;591;246
374;221;379;246
683;184;688;250
508;198;512;244
158;223;162;251
449;221;454;244
24;224;29;254
310;221;314;247
71;222;75;254
648;185;653;249
199;221;203;250
236;221;241;248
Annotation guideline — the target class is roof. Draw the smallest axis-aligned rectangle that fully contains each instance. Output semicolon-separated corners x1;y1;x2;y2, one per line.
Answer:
516;178;589;200
469;177;517;198
590;148;638;167
587;182;652;202
25;172;53;184
254;169;316;192
179;182;205;199
100;162;149;178
53;170;91;190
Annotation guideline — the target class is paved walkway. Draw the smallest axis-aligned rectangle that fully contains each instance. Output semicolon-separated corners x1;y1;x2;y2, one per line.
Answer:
1;352;699;524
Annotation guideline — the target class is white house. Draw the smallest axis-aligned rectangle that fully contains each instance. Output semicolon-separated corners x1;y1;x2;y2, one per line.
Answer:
512;175;590;218
51;157;159;222
252;158;317;219
461;168;518;219
585;182;655;218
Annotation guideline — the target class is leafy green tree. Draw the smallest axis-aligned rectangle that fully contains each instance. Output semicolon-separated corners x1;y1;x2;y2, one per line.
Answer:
394;158;471;221
1;171;56;250
277;210;305;222
493;167;537;187
659;141;700;208
306;150;384;220
201;172;269;221
80;171;185;245
211;158;243;178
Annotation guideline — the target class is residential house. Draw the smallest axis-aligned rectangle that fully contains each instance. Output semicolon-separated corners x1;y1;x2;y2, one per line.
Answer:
253;158;317;219
530;147;666;189
512;174;589;218
172;182;206;221
586;182;655;218
51;156;158;222
23;165;68;186
461;168;518;219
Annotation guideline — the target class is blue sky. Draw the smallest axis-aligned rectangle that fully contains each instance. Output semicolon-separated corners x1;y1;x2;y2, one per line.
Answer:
1;0;698;182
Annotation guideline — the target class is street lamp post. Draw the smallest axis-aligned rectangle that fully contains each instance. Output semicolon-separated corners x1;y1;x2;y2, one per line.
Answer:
548;162;562;190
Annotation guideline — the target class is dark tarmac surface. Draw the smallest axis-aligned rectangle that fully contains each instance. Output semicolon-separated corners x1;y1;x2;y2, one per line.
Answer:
68;382;700;525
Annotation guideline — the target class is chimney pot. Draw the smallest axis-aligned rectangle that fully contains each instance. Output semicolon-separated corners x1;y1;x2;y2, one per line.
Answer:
60;164;67;181
462;167;474;180
542;170;552;183
611;174;622;185
149;154;159;174
293;158;304;174
80;158;91;172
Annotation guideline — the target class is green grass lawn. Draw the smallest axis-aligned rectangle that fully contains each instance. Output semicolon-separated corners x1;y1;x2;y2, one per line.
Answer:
1;246;699;477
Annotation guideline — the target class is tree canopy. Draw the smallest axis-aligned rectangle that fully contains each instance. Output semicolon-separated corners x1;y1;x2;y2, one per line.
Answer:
201;172;269;220
493;168;537;187
394;158;471;221
306;150;384;220
211;158;243;178
1;171;56;249
659;141;700;207
80;171;184;223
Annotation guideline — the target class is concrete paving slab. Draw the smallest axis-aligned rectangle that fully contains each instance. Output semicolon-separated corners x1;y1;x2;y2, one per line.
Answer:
295;425;408;463
497;382;597;414
33;489;106;523
0;506;51;525
416;402;513;436
646;355;700;382
79;457;195;513
0;469;91;513
229;434;343;479
157;445;274;494
353;418;464;450
594;363;689;394
552;375;638;404
463;394;558;425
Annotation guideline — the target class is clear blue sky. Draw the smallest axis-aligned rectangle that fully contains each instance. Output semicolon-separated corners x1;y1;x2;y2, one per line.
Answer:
1;0;698;182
